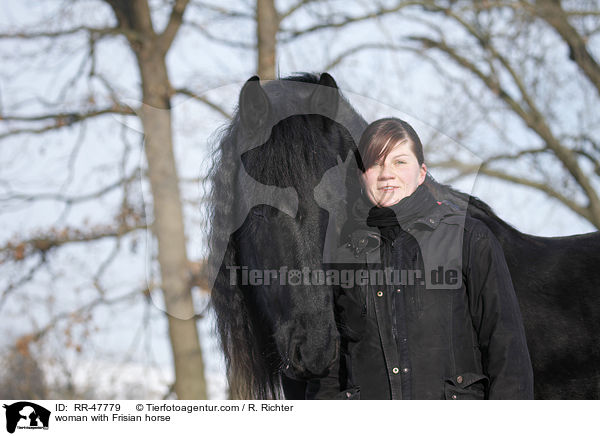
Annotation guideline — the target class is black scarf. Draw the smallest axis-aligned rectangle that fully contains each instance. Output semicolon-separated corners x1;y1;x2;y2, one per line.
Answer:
350;184;437;231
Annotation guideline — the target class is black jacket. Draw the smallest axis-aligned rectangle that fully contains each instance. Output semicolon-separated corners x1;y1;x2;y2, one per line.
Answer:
307;188;534;400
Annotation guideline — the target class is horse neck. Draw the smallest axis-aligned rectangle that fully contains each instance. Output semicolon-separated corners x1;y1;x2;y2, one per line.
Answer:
466;204;537;253
427;178;534;247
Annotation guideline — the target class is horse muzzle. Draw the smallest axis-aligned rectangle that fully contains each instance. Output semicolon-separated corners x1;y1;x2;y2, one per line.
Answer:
281;329;340;380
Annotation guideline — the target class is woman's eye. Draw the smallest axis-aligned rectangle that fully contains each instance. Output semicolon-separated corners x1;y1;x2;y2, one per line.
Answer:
395;160;406;165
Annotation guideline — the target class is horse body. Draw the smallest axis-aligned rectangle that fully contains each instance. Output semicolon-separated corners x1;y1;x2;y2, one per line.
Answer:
209;72;599;399
429;181;600;398
510;232;600;399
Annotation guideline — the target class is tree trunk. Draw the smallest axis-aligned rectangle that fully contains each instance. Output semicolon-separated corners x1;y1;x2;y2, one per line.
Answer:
137;49;207;400
257;0;279;79
107;0;207;399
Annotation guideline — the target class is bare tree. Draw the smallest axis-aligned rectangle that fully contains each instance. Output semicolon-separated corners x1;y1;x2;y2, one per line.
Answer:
105;0;207;400
0;0;211;399
398;0;600;228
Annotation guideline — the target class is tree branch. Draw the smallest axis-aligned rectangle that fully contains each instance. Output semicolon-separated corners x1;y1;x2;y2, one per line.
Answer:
429;159;592;222
174;88;232;119
0;105;136;139
535;0;600;96
0;257;46;313
324;42;415;70
160;0;191;52
1;222;148;264
188;1;254;19
409;34;600;221
15;288;145;345
0;26;134;40
183;19;255;48
279;0;320;20
279;1;422;42
105;0;156;44
0;169;144;205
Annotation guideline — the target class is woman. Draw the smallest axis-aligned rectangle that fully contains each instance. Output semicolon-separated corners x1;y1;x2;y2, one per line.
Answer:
307;118;534;400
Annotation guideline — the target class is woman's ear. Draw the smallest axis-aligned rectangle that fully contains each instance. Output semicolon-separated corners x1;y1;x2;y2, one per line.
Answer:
418;163;427;185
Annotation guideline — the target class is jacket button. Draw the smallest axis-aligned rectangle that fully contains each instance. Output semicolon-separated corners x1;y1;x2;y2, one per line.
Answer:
451;394;457;400
376;291;383;297
402;367;409;373
429;218;435;224
457;375;463;384
392;367;400;374
396;288;402;293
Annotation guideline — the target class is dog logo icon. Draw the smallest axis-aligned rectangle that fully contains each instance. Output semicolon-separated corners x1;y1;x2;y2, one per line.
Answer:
3;402;50;433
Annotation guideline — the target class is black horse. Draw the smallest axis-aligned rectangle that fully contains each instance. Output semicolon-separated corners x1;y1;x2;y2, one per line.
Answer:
207;73;366;399
208;72;600;399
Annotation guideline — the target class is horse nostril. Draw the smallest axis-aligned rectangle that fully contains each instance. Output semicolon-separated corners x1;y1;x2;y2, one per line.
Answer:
293;343;303;368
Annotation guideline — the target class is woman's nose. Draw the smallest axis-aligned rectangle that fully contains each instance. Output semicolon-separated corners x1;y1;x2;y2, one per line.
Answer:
378;164;394;179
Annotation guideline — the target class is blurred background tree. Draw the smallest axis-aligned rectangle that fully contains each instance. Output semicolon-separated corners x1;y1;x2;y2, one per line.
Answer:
0;0;597;399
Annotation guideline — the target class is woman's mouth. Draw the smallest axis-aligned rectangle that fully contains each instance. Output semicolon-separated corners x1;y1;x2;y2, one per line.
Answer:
378;186;399;192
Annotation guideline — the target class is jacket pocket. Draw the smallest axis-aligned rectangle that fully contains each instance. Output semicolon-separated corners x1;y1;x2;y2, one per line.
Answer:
444;373;489;400
337;386;360;400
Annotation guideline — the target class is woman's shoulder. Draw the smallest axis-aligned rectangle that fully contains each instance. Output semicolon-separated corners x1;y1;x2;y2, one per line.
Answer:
461;216;506;262
462;215;497;239
433;200;495;240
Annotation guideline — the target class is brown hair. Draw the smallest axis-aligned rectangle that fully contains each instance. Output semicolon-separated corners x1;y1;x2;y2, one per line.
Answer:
356;118;425;171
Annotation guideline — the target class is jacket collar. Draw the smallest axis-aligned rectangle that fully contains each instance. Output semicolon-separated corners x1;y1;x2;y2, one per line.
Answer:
346;199;461;257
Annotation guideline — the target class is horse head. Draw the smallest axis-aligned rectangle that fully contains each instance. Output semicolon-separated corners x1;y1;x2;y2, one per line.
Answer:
208;73;365;398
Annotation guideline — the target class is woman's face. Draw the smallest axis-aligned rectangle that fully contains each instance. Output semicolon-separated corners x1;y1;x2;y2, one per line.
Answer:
360;140;427;207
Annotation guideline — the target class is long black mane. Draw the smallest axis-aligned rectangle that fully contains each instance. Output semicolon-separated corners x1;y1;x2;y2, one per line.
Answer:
207;73;366;399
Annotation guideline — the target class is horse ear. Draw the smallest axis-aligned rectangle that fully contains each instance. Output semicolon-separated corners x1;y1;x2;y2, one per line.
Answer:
239;76;271;131
310;72;339;120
